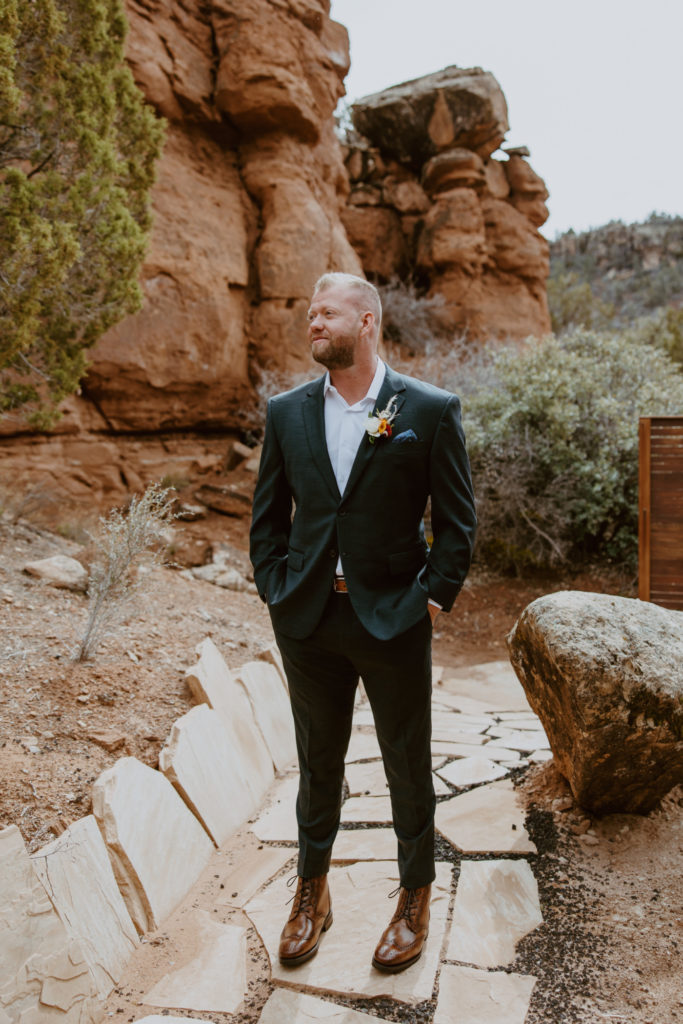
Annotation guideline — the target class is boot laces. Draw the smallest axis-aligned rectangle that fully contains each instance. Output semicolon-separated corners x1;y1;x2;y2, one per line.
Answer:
388;885;419;926
286;875;316;916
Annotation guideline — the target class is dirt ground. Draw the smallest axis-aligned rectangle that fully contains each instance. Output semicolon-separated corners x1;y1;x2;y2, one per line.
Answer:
0;507;680;1023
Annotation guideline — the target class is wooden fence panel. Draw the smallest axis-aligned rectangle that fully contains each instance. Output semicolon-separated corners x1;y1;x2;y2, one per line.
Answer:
639;416;683;609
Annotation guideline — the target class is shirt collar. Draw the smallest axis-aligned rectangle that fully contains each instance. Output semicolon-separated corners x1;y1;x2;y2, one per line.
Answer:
323;358;386;406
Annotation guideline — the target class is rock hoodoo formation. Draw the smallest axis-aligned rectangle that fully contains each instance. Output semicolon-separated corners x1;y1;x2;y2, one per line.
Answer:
508;591;683;815
341;66;551;339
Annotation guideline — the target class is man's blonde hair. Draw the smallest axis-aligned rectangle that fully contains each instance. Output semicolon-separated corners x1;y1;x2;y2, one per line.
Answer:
313;272;382;332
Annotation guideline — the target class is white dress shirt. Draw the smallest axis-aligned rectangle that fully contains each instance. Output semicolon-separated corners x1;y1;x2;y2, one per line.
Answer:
324;358;386;574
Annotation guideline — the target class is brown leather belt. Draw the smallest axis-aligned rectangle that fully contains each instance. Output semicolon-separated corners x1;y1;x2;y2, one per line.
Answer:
333;576;349;593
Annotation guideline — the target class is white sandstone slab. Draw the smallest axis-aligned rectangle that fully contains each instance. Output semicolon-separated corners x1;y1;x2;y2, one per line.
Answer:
251;773;299;842
235;660;297;772
447;860;543;967
0;824;99;1022
485;729;549;752
431;729;487;745
437;757;509;789
435;780;536;854
439;661;533;713
431;713;488;734
257;643;288;691
259;989;395;1022
345;731;382;762
432;741;519;761
435;964;537;1024
185;638;273;804
352;708;376;728
134;1018;210;1023
529;749;553;763
31;815;138;998
92;757;214;933
332;828;397;862
345;760;389;796
134;1018;209;1023
246;860;452;1003
144;910;246;1013
432;691;500;716
477;745;522;763
340;796;394;823
218;845;294;907
488;718;541;733
159;704;257;846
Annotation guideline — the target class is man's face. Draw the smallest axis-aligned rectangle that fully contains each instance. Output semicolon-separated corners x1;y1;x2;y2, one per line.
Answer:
307;285;365;370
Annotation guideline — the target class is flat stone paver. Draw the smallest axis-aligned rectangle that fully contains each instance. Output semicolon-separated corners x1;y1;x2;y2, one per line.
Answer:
431;713;489;734
251;774;299;842
345;762;448;797
437;757;509;789
446;860;542;967
143;910;246;1013
340;796;394;823
159;704;259;846
435;964;537;1024
259;988;396;1022
332;828;397;862
92;756;214;933
245;861;452;1004
31;814;138;999
431;729;488;745
217;846;294;909
435;780;537;854
345;732;382;762
134;1017;211;1023
439;661;532;713
432;741;520;762
485;730;549;753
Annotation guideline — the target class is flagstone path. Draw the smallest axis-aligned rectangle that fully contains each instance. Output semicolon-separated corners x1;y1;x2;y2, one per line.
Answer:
107;660;551;1024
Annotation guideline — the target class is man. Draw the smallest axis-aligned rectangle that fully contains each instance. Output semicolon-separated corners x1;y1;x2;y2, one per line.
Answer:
250;272;476;973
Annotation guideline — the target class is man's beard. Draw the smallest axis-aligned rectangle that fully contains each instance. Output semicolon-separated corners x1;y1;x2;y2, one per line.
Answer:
311;334;356;370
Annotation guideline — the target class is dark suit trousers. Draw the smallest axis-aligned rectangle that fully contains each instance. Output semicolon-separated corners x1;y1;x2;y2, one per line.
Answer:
273;591;435;889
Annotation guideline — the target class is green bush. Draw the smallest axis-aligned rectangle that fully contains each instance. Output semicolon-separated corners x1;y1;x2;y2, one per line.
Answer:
0;0;165;427
459;329;683;573
547;271;614;334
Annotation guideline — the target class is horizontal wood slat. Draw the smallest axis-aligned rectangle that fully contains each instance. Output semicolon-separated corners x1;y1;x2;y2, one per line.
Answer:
639;416;683;610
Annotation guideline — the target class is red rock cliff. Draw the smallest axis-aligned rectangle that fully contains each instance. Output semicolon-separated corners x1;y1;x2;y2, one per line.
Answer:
81;0;361;433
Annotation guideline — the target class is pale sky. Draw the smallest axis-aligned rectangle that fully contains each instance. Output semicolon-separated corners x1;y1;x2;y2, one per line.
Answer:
330;0;683;239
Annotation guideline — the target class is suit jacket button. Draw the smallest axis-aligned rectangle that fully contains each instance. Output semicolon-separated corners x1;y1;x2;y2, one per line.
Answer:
329;549;337;559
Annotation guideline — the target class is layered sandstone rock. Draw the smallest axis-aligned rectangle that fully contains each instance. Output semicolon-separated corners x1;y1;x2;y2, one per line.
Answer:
81;0;361;432
508;591;683;814
342;66;551;340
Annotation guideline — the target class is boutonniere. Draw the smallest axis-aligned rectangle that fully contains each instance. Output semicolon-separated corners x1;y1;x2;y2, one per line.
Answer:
365;395;398;444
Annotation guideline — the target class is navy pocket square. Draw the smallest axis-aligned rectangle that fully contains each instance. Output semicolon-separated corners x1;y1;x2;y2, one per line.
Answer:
392;429;418;444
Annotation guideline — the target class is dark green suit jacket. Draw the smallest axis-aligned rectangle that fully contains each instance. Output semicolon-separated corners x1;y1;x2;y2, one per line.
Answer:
249;364;476;641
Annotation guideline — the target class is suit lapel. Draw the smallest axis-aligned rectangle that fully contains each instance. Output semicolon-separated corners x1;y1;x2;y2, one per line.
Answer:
302;377;342;502
341;365;407;502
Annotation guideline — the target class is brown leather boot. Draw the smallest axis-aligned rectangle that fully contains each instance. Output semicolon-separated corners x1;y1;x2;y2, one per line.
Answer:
278;874;333;966
372;883;431;973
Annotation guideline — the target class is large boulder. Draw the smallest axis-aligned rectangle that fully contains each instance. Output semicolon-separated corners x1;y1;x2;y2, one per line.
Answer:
507;591;683;815
351;65;509;167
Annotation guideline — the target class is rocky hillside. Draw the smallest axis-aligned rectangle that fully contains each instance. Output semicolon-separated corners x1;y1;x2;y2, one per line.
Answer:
550;214;683;321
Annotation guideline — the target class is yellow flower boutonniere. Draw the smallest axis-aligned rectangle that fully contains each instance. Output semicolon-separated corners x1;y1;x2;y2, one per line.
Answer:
365;395;398;444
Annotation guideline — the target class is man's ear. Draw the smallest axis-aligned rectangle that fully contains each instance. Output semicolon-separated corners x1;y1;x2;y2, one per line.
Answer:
360;311;375;336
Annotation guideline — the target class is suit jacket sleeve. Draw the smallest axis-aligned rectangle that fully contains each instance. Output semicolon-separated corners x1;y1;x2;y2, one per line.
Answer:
422;394;476;612
249;398;292;602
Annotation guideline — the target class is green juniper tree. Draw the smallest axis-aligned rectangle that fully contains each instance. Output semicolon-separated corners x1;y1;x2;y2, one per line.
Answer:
0;0;164;427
